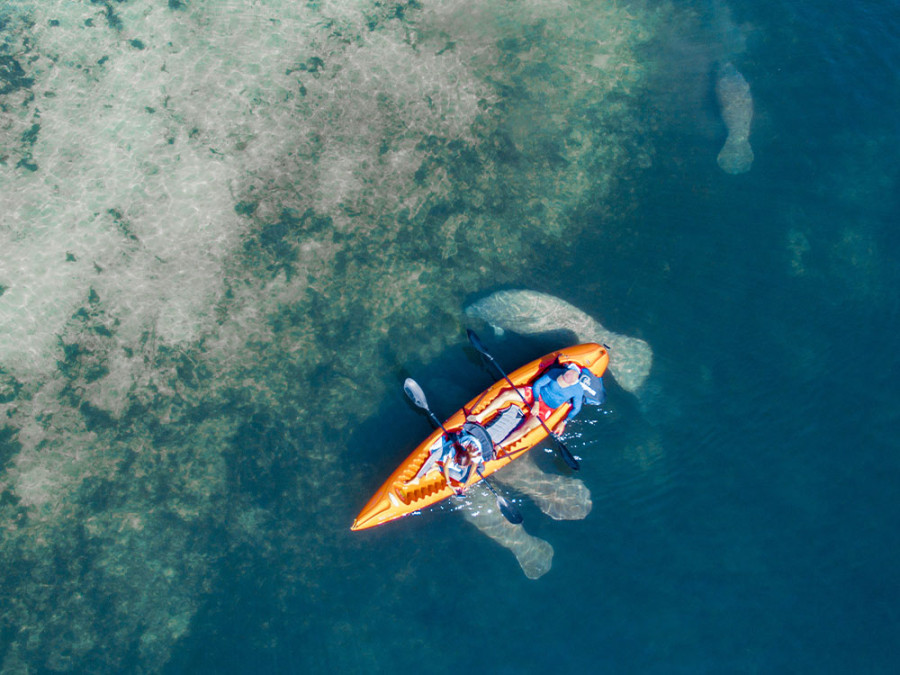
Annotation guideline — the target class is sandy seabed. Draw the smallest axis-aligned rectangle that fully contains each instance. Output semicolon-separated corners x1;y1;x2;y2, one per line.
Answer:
1;0;669;670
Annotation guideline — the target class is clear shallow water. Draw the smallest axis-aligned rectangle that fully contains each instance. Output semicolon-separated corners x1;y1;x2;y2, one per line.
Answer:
1;0;898;673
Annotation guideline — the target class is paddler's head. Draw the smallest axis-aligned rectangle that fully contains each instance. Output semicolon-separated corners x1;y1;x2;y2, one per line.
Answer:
457;437;483;464
560;364;581;386
466;439;484;462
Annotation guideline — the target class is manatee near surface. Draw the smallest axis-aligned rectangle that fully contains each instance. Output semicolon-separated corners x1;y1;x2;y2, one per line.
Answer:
465;289;653;394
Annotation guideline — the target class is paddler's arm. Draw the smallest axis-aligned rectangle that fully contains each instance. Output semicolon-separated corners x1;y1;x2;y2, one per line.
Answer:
443;460;464;496
557;386;584;433
442;461;453;491
567;387;584;420
458;461;483;495
531;373;551;415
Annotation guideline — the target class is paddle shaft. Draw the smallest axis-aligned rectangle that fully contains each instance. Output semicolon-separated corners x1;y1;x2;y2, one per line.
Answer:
477;466;523;524
424;409;455;443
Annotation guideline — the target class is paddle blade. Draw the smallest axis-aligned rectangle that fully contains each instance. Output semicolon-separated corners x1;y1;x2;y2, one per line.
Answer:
497;496;524;524
477;467;524;525
403;378;430;412
556;438;580;471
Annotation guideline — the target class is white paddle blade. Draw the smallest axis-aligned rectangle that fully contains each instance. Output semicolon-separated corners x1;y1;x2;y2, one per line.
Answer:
403;378;429;411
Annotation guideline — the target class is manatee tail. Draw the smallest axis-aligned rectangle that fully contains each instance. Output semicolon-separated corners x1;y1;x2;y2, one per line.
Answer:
577;318;653;394
717;135;753;174
462;487;553;579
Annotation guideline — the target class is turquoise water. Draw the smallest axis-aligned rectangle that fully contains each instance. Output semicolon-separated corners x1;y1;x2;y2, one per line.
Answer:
1;0;898;672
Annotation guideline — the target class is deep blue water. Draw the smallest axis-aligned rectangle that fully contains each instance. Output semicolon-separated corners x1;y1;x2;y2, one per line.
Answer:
2;0;898;673
189;2;899;673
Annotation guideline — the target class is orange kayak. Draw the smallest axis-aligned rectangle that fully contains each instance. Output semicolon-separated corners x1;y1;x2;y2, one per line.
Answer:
351;343;609;531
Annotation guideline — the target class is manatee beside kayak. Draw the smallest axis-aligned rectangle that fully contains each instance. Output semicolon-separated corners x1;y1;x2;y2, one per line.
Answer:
465;289;652;394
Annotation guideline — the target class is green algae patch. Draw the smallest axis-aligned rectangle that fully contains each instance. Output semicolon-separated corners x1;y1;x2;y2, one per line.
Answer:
0;426;20;466
234;200;258;217
0;0;672;670
0;54;34;95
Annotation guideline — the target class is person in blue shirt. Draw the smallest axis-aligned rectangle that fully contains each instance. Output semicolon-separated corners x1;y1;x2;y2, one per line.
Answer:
468;363;585;448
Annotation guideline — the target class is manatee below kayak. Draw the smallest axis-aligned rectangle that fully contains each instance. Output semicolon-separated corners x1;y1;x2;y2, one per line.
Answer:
461;453;592;579
413;377;593;580
465;289;652;395
715;61;754;174
461;486;555;580
494;452;592;521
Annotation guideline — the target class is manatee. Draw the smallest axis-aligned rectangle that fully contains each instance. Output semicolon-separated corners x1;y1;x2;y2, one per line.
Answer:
715;61;754;174
465;289;653;394
494;453;592;520
461;486;554;580
460;448;594;579
459;457;592;579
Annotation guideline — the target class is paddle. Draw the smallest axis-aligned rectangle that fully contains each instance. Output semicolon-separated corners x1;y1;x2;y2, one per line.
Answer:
466;329;580;471
477;467;523;524
403;377;524;525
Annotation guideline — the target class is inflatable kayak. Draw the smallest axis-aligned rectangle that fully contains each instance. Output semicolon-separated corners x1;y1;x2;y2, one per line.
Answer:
351;343;609;531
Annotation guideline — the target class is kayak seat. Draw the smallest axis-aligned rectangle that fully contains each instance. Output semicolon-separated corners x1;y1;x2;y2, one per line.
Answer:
459;422;497;462
483;405;525;446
